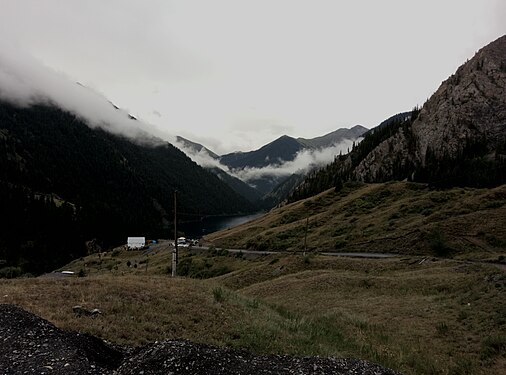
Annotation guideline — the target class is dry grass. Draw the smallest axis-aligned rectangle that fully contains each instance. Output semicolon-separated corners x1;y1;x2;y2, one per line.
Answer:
59;243;255;278
227;255;506;374
2;182;506;374
2;254;505;374
205;182;506;260
1;275;228;346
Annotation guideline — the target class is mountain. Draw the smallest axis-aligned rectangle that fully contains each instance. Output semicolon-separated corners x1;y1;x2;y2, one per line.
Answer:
298;125;367;149
0;100;255;275
207;167;263;203
175;136;220;159
220;127;368;171
289;35;506;202
220;135;304;170
217;127;367;199
176;127;367;202
173;137;263;203
363;112;412;137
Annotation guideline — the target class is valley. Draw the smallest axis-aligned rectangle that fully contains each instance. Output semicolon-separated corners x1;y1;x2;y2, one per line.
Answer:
2;179;505;374
0;16;505;375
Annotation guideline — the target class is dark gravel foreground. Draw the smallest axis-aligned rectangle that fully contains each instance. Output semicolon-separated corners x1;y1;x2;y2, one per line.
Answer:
0;304;402;374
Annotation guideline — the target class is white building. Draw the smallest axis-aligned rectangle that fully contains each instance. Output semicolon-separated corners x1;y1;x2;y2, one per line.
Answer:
127;237;145;249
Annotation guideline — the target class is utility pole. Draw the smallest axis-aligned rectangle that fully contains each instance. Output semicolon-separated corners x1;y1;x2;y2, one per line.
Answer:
303;217;309;256
172;190;178;277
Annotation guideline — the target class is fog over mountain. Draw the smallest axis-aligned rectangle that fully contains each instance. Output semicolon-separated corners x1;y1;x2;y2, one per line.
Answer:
0;42;360;189
177;131;361;190
0;41;221;166
0;41;169;142
231;139;358;182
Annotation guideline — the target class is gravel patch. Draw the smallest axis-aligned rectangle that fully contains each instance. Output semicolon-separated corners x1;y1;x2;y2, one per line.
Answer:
0;304;401;374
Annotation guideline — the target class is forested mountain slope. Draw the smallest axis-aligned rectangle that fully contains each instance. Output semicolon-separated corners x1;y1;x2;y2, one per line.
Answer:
0;101;254;275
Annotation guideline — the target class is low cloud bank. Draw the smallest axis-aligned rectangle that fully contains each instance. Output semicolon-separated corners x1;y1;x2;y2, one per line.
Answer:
0;43;358;187
176;144;224;169
0;42;167;142
231;139;357;182
177;137;358;186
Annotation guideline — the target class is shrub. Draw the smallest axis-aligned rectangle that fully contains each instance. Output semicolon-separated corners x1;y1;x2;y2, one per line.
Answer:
0;266;23;279
428;228;450;256
177;257;192;276
481;334;506;359
303;255;311;265
334;239;347;249
212;287;227;303
485;235;506;248
436;322;449;335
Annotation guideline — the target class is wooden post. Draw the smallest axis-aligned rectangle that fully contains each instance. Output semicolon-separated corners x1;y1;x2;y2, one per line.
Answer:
303;217;309;256
172;190;178;277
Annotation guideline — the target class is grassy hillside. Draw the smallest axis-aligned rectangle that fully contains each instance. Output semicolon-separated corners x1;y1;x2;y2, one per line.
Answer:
2;182;505;374
1;252;505;374
205;181;506;261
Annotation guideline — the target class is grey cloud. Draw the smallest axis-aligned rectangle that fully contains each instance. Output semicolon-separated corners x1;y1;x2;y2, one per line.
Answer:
0;41;172;143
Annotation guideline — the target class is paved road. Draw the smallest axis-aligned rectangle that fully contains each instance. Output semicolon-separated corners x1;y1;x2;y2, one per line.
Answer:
320;252;398;258
193;246;398;258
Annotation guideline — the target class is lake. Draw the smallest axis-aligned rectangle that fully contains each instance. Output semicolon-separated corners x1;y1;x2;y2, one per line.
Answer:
177;212;264;238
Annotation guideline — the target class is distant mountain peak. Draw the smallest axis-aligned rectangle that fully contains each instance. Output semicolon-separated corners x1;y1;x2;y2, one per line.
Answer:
297;125;368;149
175;136;219;159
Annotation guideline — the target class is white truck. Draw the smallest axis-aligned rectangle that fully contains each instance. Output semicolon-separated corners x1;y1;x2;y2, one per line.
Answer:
177;237;189;247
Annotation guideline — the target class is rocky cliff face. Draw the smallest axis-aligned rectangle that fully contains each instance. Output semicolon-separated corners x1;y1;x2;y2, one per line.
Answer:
354;35;506;181
289;36;506;203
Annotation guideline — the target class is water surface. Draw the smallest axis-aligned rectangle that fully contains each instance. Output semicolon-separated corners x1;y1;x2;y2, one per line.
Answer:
178;212;263;238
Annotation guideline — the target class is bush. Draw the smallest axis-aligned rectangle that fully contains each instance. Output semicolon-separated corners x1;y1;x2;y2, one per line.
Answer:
334;239;347;249
436;322;449;335
428;228;450;256
0;267;23;279
213;287;227;303
481;334;506;359
177;257;192;276
177;256;231;279
303;255;311;265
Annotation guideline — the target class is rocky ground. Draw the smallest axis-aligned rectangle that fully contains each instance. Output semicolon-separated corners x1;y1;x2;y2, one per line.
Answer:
0;304;401;374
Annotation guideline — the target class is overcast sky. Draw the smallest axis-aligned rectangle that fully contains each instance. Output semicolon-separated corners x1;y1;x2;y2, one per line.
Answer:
0;1;505;154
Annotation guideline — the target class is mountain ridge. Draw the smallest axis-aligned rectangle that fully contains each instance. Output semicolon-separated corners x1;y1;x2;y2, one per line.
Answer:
289;35;506;202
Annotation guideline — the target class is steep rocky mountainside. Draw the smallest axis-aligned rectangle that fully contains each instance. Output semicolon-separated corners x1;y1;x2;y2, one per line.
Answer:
355;34;506;182
290;35;506;202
